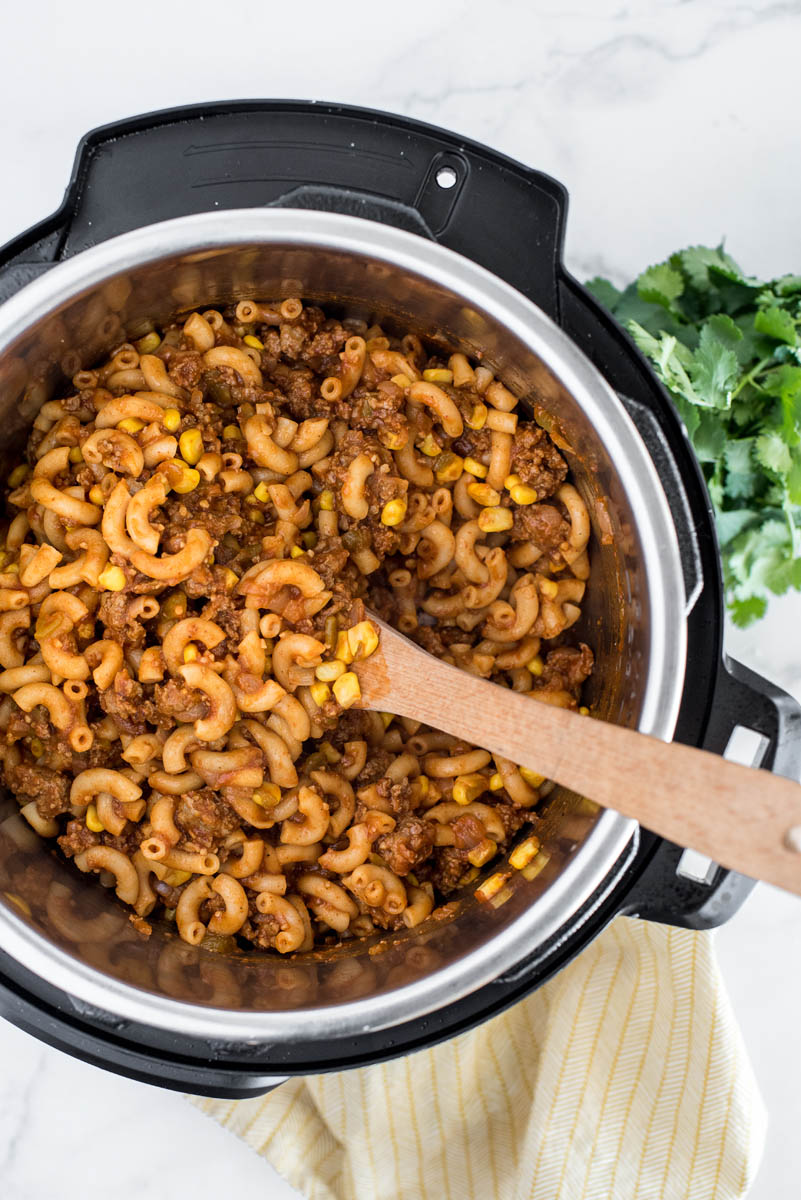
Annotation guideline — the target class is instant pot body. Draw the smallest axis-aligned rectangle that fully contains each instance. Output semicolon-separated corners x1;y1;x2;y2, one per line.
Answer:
0;102;798;1097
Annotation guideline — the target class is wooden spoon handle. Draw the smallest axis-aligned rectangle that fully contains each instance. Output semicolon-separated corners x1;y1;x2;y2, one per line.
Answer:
358;638;801;896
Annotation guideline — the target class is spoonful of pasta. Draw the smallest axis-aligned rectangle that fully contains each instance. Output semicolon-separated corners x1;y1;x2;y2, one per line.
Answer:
340;614;801;897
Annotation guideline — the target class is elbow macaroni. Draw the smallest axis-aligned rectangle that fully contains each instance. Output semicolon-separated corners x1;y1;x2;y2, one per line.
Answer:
0;299;594;952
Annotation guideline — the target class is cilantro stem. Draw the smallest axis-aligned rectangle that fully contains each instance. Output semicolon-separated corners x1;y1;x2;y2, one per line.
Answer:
731;356;774;399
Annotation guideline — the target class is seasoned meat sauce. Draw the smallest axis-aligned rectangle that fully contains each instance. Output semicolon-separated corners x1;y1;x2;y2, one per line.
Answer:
0;299;593;952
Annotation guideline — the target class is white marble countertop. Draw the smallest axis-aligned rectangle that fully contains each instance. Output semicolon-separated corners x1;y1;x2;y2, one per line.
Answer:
1;1;801;1196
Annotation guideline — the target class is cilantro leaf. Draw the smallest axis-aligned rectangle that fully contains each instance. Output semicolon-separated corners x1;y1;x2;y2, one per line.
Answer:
637;262;684;314
754;306;797;345
689;323;739;409
589;244;801;625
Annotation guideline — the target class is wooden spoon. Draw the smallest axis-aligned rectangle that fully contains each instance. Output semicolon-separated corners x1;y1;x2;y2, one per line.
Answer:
353;616;801;897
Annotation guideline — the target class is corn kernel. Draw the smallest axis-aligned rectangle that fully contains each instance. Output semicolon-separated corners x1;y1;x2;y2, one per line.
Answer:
334;631;354;664
416;775;430;799
434;452;464;483
463;456;488;479
475;872;508;902
29;737;44;758
85;804;104;833
172;465;200;494
98;564;126;591
379;429;407;451
519;767;546;788
423;368;453;384
163;868;191;886
162;407;181;433
510;835;541;870
243;334;264;349
511;484;538;505
253;783;281;808
477;506;513;533
310;681;331;707
250;510;265;525
379;711;394;730
467;838;497;868
579;706;590;716
347;620;379;661
390;373;412;389
223;568;239;590
540;578;559;599
527;655;544;676
489;772;504;791
467;482;501;506
452;772;488;805
7;465;29;487
289;544;305;559
178;428;203;465
68;446;83;464
252;481;270;504
222;423;241;440
117;417;145;434
135;331;161;354
381;497;407;526
316;660;346;682
418;434;441;457
465;402;488;430
183;644;199;663
504;473;522;490
333;671;361;709
318;489;335;511
521;850;551;882
88;485;105;505
5;562;18;575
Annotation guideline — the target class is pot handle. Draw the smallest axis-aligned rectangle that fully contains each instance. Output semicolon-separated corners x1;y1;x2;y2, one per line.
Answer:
0;101;568;317
619;655;801;929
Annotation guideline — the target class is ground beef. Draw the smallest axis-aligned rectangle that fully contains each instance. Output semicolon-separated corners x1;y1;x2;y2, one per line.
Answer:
152;678;209;726
163;485;244;544
510;426;568;497
424;846;471;895
372;777;415;817
97;592;146;650
356;750;395;787
376;816;436;876
539;644;595;697
58;819;100;858
173;789;240;850
511;502;570;550
452;428;491;462
98;670;152;736
493;803;531;840
310;536;352;591
242;913;280;951
168;350;203;391
6;763;70;819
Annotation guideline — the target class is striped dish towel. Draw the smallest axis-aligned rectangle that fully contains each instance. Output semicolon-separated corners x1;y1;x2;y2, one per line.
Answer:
190;916;765;1199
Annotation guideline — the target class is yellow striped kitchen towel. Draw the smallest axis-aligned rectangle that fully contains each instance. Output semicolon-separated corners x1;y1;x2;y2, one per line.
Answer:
190;916;766;1199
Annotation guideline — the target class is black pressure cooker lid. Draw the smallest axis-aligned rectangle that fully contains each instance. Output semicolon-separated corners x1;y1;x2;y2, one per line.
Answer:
1;101;799;1096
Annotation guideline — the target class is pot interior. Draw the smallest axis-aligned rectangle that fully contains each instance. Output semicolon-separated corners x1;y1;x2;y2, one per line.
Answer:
0;214;684;1033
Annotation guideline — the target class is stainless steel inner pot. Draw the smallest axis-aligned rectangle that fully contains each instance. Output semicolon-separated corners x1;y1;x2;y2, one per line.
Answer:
0;210;686;1042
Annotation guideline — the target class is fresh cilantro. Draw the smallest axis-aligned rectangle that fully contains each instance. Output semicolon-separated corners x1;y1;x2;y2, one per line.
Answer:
587;244;801;625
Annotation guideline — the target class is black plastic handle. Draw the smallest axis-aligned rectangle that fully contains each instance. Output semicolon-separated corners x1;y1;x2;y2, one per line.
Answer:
0;100;568;319
620;655;801;929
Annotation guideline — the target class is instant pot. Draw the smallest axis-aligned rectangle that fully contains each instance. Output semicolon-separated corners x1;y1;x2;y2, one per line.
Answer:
0;101;799;1098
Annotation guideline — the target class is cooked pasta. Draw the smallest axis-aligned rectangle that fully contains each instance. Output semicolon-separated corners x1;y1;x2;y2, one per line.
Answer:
0;301;594;952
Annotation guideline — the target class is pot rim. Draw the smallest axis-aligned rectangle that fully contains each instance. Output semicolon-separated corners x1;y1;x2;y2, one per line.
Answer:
0;209;686;1041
